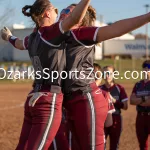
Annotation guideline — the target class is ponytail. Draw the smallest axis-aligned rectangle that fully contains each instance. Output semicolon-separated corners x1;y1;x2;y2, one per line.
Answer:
22;0;52;28
22;5;32;17
80;5;96;27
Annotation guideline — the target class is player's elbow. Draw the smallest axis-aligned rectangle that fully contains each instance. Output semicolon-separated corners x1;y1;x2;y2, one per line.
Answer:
130;99;135;105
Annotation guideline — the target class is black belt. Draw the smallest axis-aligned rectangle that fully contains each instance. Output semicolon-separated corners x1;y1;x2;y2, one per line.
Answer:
33;83;61;93
64;82;98;101
64;89;92;101
138;112;150;116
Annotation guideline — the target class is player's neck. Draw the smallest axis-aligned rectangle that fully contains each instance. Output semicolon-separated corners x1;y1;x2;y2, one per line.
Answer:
105;82;114;88
144;76;150;83
95;80;101;87
39;18;54;27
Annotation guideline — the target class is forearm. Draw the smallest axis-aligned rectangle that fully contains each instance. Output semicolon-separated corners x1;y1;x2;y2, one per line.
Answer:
140;97;150;106
111;13;150;37
4;33;24;50
62;0;90;32
130;97;142;105
122;101;128;110
71;0;90;24
140;101;150;106
97;13;150;42
15;39;25;50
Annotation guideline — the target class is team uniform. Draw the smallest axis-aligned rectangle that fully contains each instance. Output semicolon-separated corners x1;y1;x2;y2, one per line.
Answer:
49;109;70;150
101;90;115;115
132;80;150;150
63;27;109;150
101;89;115;150
16;22;68;150
68;88;115;150
101;84;128;150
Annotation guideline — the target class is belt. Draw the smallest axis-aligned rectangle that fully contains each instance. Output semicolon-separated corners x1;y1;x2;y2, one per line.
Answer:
64;89;91;101
138;112;150;116
64;83;97;101
33;83;61;93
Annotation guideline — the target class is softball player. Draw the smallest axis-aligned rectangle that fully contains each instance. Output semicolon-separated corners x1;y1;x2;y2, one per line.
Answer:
62;63;116;150
130;60;150;150
49;6;98;150
94;63;115;127
59;4;150;150
101;66;128;150
49;108;70;150
0;0;91;149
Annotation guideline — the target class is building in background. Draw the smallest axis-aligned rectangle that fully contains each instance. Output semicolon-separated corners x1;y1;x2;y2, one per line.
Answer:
0;23;149;61
94;20;149;59
104;39;150;58
0;25;32;61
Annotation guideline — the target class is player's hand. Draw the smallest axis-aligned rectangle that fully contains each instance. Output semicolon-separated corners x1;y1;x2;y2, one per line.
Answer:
112;98;117;103
1;27;12;41
145;96;150;101
109;94;116;103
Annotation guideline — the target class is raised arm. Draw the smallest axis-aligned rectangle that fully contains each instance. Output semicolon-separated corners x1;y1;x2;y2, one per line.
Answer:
15;39;25;50
1;27;25;50
96;13;150;42
61;0;91;32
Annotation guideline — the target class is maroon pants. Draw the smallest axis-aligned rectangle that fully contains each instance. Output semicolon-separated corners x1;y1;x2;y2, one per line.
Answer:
16;89;63;150
64;83;108;150
48;120;70;150
104;115;122;150
136;113;150;150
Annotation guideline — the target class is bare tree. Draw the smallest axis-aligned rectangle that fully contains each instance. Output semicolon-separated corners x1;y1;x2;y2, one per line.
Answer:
0;0;15;28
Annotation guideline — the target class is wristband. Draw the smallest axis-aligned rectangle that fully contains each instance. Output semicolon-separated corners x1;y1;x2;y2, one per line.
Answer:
9;36;18;48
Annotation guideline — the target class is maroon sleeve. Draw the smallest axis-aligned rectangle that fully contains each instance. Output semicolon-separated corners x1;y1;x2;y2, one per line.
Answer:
117;84;128;102
113;85;127;109
39;22;66;45
23;36;29;50
71;27;99;45
23;28;37;50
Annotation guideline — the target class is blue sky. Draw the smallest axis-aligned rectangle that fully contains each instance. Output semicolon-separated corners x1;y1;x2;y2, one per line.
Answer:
3;0;150;34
